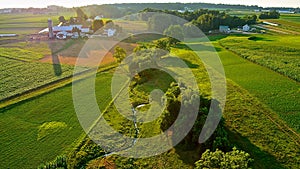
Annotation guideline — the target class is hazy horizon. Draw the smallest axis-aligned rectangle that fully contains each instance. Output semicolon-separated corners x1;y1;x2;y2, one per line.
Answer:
0;0;299;9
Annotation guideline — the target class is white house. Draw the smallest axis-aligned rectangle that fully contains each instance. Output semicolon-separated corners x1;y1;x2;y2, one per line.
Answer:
104;28;116;37
219;25;230;33
243;24;250;32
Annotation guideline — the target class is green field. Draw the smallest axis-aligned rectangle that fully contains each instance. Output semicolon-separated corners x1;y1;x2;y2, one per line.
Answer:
0;40;88;101
217;35;300;132
67;44;300;168
0;71;113;168
0;12;74;35
176;45;300;168
219;35;300;82
1;9;300;169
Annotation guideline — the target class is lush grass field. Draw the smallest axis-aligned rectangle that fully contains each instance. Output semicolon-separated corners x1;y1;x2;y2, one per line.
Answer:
219;35;300;82
0;71;113;168
0;12;75;35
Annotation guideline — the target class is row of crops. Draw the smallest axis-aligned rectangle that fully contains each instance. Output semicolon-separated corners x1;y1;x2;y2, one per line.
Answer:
219;35;300;82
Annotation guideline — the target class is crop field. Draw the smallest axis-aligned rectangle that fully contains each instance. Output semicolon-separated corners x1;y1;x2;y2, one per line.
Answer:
280;14;300;23
219;35;300;82
0;12;74;35
262;15;300;34
0;57;74;100
0;71;114;168
216;36;300;132
0;40;86;101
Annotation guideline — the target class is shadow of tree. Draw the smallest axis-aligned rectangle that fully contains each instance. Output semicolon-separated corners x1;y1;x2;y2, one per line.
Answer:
161;57;199;69
176;43;222;52
48;41;62;76
172;128;285;169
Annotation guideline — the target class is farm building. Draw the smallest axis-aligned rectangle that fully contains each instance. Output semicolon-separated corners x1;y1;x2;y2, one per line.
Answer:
219;25;230;33
39;21;91;39
243;24;250;32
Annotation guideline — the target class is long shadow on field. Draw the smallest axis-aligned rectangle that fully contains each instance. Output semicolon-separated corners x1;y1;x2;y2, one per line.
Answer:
226;129;285;169
176;43;222;52
48;41;62;76
161;57;199;69
172;128;285;168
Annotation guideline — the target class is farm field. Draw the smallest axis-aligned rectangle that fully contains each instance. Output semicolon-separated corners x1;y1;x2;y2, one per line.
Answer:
219;35;300;82
176;46;300;168
0;12;74;35
69;47;300;169
0;4;300;169
0;40;83;101
216;36;300;132
0;71;113;168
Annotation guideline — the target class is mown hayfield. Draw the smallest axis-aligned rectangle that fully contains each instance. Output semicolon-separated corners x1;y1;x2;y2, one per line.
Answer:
0;71;113;168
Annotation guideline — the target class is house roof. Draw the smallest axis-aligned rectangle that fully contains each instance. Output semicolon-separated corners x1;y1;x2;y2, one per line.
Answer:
38;25;89;34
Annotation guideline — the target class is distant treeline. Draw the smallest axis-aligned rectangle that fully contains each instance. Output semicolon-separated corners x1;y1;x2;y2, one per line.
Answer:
80;3;298;18
259;11;280;19
140;8;257;33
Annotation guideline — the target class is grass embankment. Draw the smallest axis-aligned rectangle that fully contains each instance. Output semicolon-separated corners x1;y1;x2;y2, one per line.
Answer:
217;35;300;132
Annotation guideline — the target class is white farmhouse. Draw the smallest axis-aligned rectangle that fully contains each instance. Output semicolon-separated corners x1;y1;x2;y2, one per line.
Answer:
243;24;250;32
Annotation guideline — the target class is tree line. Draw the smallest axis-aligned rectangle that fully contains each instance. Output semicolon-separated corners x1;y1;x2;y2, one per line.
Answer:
141;8;258;33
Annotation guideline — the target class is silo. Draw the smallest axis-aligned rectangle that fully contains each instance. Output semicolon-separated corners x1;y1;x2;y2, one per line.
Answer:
48;19;54;39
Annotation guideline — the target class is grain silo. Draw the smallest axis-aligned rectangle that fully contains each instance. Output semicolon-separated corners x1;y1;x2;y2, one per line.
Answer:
48;19;54;39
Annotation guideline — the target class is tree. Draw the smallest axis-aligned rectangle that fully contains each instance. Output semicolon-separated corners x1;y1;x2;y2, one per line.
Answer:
259;10;280;19
163;25;184;46
113;46;127;63
58;16;66;23
153;38;171;52
195;147;253;169
92;19;104;32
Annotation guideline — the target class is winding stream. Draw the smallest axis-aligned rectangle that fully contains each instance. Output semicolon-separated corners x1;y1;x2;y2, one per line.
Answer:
101;105;142;158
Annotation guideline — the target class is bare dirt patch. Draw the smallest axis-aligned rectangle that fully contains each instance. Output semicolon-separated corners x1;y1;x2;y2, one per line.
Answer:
39;41;137;67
